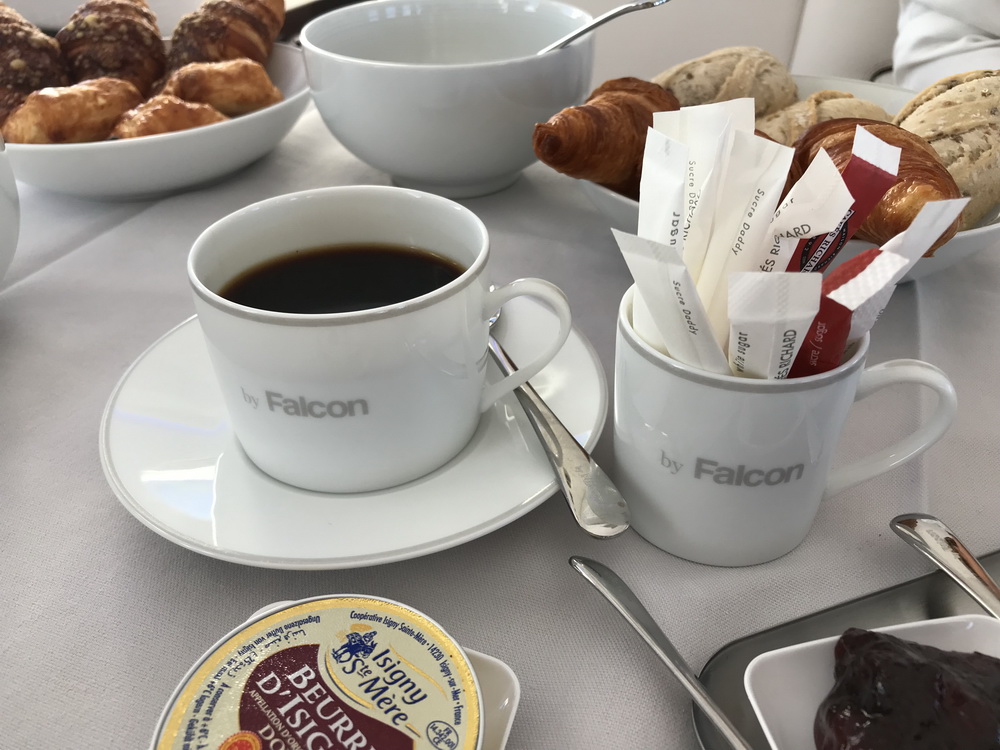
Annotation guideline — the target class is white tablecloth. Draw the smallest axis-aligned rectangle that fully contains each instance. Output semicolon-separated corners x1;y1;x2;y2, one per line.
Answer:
3;104;1000;749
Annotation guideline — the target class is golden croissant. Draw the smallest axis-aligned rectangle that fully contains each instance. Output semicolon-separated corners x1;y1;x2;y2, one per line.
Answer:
1;77;142;143
168;0;285;71
0;3;71;124
160;58;282;116
791;118;963;255
56;0;166;97
109;94;228;138
533;77;680;199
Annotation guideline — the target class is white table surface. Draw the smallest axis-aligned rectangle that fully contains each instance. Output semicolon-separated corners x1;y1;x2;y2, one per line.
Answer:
3;102;1000;749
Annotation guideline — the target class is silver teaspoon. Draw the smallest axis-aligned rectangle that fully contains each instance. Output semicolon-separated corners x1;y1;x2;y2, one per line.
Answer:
569;556;755;750
537;0;675;56
489;337;630;538
890;513;1000;619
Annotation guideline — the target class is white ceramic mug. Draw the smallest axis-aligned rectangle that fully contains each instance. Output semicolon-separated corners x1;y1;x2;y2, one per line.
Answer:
613;286;957;567
188;186;572;493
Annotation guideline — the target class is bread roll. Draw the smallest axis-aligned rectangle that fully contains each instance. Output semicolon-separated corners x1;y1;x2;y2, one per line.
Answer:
894;70;1000;230
756;90;893;146
652;46;797;118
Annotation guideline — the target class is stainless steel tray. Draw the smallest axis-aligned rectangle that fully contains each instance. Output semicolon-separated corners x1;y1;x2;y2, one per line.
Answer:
693;548;1000;750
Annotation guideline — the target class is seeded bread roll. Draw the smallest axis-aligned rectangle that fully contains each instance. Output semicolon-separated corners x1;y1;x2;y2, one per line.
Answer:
652;46;797;118
894;70;1000;230
756;90;893;146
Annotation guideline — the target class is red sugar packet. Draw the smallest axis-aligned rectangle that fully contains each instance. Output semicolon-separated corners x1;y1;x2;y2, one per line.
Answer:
788;248;907;377
785;126;900;273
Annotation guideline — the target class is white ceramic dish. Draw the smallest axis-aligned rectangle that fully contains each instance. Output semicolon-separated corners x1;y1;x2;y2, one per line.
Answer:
300;0;594;197
4;42;310;200
579;73;1000;282
744;613;1000;750
0;138;18;283
99;295;608;569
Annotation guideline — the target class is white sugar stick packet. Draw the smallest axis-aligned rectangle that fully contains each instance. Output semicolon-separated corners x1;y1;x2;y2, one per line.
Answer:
846;197;969;342
638;127;689;245
695;129;795;347
728;272;822;379
629;127;690;354
614;229;731;374
759;149;853;273
653;99;755;283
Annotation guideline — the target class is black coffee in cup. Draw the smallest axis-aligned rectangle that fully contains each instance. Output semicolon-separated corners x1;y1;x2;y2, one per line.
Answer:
219;243;466;314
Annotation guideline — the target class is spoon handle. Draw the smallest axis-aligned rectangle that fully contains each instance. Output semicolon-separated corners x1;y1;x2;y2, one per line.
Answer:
488;336;629;539
890;513;1000;620
570;557;755;750
537;0;672;55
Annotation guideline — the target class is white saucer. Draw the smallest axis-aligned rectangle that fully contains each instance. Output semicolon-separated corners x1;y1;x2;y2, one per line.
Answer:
100;296;608;569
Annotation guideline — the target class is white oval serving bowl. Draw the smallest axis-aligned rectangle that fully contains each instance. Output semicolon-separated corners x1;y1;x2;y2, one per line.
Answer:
578;73;1000;282
4;42;310;200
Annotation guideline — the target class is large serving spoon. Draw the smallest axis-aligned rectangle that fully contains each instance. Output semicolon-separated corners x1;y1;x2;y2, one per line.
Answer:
488;335;630;538
570;556;755;750
890;513;1000;620
537;0;675;56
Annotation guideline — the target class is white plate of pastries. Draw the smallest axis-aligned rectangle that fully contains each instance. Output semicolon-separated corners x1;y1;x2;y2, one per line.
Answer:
540;47;1000;282
0;0;310;200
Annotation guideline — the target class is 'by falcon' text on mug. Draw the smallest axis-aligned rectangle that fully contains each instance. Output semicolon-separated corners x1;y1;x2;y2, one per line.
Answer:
188;185;572;493
613;286;956;567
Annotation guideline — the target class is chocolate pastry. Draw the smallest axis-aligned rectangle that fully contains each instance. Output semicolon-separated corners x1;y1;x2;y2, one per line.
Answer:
791;118;963;255
0;3;71;124
532;76;680;199
167;0;285;71
815;627;1000;750
56;0;166;97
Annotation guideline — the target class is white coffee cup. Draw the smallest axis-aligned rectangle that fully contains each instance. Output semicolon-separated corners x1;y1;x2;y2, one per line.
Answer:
613;286;957;567
188;186;572;493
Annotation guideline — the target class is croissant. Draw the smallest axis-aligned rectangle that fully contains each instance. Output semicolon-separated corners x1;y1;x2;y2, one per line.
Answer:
1;77;142;143
55;0;166;97
109;94;228;138
756;90;893;147
791;118;963;255
652;46;797;118
0;3;71;124
533;77;680;199
160;58;282;116
894;70;1000;230
167;0;285;71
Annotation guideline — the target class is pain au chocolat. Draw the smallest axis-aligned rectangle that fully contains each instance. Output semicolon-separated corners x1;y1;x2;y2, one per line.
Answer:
0;3;70;124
